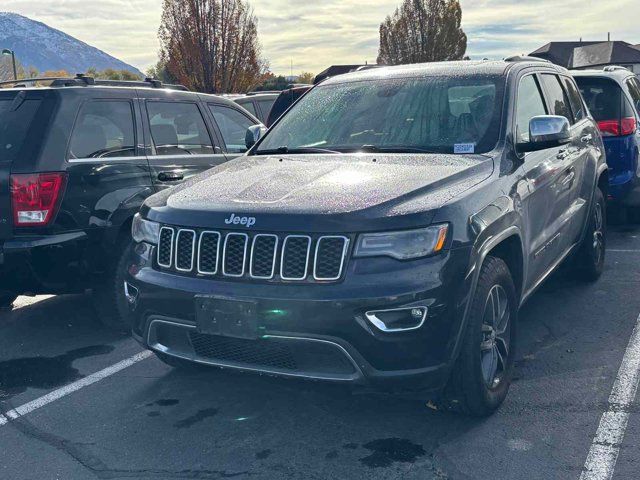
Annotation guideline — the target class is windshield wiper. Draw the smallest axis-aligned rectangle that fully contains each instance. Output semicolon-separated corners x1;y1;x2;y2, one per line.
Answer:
256;146;340;155
355;145;448;154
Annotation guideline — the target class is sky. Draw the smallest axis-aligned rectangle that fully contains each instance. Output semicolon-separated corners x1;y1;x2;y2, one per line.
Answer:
2;0;640;75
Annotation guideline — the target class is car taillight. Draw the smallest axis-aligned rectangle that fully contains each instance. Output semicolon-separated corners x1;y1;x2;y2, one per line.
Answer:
10;172;67;226
597;117;637;136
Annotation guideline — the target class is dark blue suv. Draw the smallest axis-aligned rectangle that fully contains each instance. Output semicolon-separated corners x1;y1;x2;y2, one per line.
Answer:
573;67;640;218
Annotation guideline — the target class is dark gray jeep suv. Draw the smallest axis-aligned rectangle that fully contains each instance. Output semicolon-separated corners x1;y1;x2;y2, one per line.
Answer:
126;59;607;415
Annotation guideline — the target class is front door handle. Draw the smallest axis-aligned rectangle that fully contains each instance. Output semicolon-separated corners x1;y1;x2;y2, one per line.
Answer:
581;134;593;144
157;171;184;182
561;170;576;190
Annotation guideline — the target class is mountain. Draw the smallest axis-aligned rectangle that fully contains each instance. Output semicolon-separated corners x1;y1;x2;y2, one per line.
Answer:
0;12;143;77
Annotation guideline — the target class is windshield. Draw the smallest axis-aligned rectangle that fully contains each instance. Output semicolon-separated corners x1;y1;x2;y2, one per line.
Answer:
257;75;504;155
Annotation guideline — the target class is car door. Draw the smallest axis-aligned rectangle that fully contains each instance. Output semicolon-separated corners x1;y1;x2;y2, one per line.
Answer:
64;93;153;232
207;102;260;161
559;75;598;244
137;90;227;191
516;73;576;288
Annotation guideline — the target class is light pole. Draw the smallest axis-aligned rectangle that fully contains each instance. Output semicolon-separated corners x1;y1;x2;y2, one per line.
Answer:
2;49;17;80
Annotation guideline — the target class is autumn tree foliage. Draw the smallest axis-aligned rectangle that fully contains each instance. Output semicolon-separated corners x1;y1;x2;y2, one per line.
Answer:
377;0;467;65
159;0;267;93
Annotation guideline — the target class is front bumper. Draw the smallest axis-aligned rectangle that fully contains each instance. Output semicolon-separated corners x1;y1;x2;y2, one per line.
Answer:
127;242;473;393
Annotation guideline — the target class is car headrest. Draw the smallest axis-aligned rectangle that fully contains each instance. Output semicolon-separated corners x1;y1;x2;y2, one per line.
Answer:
151;124;178;147
71;124;107;158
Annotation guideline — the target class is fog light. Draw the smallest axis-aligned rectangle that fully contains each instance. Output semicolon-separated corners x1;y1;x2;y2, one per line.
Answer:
365;306;427;332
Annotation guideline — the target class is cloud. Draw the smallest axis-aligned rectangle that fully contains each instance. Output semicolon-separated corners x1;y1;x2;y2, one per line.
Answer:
3;0;639;74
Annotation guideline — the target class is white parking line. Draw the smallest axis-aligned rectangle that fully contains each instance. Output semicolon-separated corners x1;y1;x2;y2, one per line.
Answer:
580;313;640;480
0;350;153;427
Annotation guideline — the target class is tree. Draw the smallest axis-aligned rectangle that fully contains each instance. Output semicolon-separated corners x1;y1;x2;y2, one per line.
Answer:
158;0;267;93
296;71;315;84
146;59;177;84
377;0;467;65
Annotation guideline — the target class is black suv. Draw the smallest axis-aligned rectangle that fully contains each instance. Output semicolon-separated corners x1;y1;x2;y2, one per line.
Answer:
126;59;607;415
0;75;260;326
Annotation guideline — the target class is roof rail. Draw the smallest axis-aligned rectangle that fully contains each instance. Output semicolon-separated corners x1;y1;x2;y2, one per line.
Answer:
247;90;280;95
0;73;189;91
603;65;631;73
504;55;551;63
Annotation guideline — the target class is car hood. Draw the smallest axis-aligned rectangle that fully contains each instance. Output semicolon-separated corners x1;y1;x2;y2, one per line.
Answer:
144;153;494;232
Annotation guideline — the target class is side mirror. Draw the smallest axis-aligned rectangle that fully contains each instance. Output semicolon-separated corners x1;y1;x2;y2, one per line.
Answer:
245;124;268;149
518;115;571;153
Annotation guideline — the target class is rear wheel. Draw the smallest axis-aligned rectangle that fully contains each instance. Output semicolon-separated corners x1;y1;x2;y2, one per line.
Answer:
440;256;517;416
572;188;606;282
93;238;132;331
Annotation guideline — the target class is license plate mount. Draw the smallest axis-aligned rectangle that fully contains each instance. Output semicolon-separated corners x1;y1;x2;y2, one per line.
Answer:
195;296;258;340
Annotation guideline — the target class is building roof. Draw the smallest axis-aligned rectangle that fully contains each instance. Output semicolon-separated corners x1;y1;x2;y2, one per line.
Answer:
530;42;600;67
571;41;640;68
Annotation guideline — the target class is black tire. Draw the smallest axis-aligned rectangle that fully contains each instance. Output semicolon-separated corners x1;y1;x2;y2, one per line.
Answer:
0;292;18;310
93;238;132;331
440;256;517;416
572;188;606;282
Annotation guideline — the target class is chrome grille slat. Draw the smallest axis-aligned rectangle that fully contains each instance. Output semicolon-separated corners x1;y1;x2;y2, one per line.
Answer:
314;236;349;281
197;231;220;275
157;227;348;282
250;234;279;279
157;227;174;268
175;229;196;272
223;233;249;277
280;235;311;281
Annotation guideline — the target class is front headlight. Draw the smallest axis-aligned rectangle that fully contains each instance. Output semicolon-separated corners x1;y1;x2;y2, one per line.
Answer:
131;213;160;244
353;224;449;260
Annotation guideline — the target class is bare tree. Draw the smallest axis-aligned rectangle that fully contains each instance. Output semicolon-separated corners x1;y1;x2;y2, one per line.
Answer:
159;0;267;93
377;0;467;65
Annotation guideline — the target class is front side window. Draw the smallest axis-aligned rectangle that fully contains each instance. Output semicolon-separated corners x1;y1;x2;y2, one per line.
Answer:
69;101;135;159
146;102;213;156
257;76;504;155
539;74;573;123
210;105;256;153
515;75;547;144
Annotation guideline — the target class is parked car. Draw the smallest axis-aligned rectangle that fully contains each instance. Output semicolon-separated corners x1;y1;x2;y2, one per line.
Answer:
126;59;607;415
266;85;311;126
0;74;260;326
572;67;640;220
233;92;279;124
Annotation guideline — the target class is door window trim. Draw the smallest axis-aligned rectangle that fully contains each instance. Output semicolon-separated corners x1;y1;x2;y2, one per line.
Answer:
143;99;217;157
66;98;139;162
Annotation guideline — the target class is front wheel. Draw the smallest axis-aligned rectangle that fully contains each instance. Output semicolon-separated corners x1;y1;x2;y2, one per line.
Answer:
571;188;606;282
440;256;517;416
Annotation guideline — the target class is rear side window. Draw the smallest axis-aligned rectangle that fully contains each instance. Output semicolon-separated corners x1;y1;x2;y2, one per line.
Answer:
539;74;573;123
146;102;214;156
574;77;635;121
237;100;257;117
69;101;136;159
515;75;547;143
562;77;587;122
626;77;640;116
209;105;256;153
0;97;42;163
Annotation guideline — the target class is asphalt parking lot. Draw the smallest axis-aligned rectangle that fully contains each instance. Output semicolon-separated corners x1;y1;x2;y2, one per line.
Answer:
1;225;640;480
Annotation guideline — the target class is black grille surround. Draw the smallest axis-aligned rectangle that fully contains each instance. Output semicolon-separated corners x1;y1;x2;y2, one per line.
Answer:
155;226;350;283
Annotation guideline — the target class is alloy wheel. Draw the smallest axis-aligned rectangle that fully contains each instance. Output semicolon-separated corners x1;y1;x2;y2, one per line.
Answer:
480;284;511;389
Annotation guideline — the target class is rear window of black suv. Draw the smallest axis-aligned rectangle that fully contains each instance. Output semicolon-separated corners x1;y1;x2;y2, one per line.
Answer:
257;75;505;155
0;93;45;164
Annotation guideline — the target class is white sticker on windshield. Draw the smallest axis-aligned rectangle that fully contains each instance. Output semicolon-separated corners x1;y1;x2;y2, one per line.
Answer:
454;143;475;154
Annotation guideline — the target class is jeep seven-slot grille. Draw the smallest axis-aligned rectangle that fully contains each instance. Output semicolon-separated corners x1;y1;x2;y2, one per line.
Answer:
156;227;349;282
